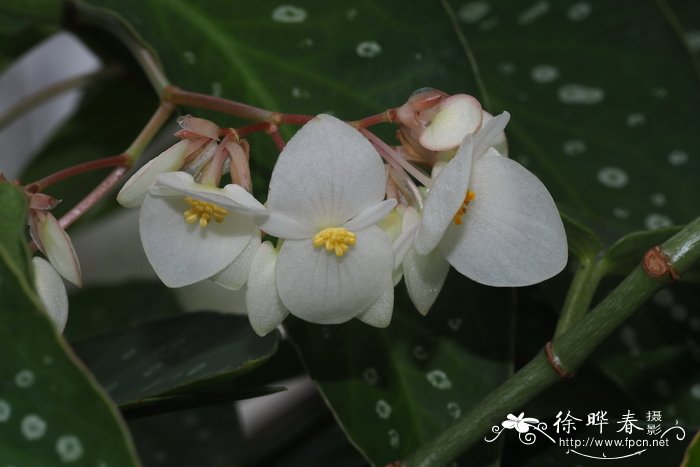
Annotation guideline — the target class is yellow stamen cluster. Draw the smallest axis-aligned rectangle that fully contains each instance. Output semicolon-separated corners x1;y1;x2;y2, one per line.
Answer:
183;196;228;228
312;227;357;257
453;190;476;225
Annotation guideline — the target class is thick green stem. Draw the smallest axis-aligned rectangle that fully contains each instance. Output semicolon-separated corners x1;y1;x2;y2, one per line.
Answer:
553;258;606;338
403;217;700;467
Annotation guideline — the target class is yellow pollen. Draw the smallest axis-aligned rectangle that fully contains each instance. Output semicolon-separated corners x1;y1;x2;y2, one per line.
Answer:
453;190;476;225
312;227;357;257
183;196;228;228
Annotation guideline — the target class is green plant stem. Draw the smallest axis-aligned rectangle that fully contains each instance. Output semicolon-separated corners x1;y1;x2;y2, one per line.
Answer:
403;216;700;467
553;258;606;338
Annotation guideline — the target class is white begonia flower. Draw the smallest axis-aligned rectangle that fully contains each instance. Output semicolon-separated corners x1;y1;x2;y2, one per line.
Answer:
260;114;397;325
414;112;568;288
117;140;190;208
140;171;266;288
32;257;68;333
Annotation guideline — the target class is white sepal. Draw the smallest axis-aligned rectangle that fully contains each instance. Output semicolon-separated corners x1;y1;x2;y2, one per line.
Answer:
32;257;68;333
117;140;189;208
403;246;450;316
246;241;288;336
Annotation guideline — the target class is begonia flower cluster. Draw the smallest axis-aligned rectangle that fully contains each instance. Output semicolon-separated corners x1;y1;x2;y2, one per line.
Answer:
114;90;568;336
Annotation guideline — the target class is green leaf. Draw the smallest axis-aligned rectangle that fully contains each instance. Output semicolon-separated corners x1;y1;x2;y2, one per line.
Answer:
0;202;140;465
69;0;700;244
682;431;700;467
0;183;31;280
72;312;281;417
0;0;62;27
128;403;245;467
603;226;682;275
286;272;514;466
64;281;183;342
561;212;603;261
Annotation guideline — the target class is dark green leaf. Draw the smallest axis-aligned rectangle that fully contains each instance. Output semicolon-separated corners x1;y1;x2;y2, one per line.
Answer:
64;281;183;342
286;272;514;466
0;0;62;27
0;232;139;464
69;0;700;244
603;226;682;275
0;183;31;280
682;431;700;467
128;403;245;467
72;312;280;416
561;213;602;261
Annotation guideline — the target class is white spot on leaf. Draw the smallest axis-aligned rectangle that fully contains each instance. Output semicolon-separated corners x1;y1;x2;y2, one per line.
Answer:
650;193;666;207
142;362;163;378
626;113;646;127
291;86;310;99
271;5;307;23
518;1;550;25
56;435;84;463
686;31;700;52
413;345;428;360
0;400;11;422
211;82;223;97
567;2;591;21
498;62;516;75
651;87;668;98
645;213;672;230
388;428;400;448
447;318;462;330
121;348;137;361
345;8;358;20
21;414;47;441
691;384;700;400
670;304;688;321
613;207;629;219
457;2;490;23
531;64;559;83
447;401;462;420
426;370;452;389
186;362;207;376
182;51;196;65
375;399;392;419
363;367;378;385
653;288;674;307
15;370;35;388
356;41;382;58
668;150;689;166
597;167;628;188
558;84;604;104
563;139;586;156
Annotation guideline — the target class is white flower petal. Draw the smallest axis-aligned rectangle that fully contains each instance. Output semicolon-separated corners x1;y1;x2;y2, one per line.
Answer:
38;212;82;286
440;154;567;286
481;111;509;156
474;111;510;159
415;135;474;255
117;140;189;208
392;207;420;269
155;172;267;216
246;241;289;336
356;281;394;328
259;212;316;239
32;257;68;333
276;225;393;324
267;114;386;228
419;94;482;151
140;193;254;287
212;231;261;290
344;199;397;232
403;247;450;316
